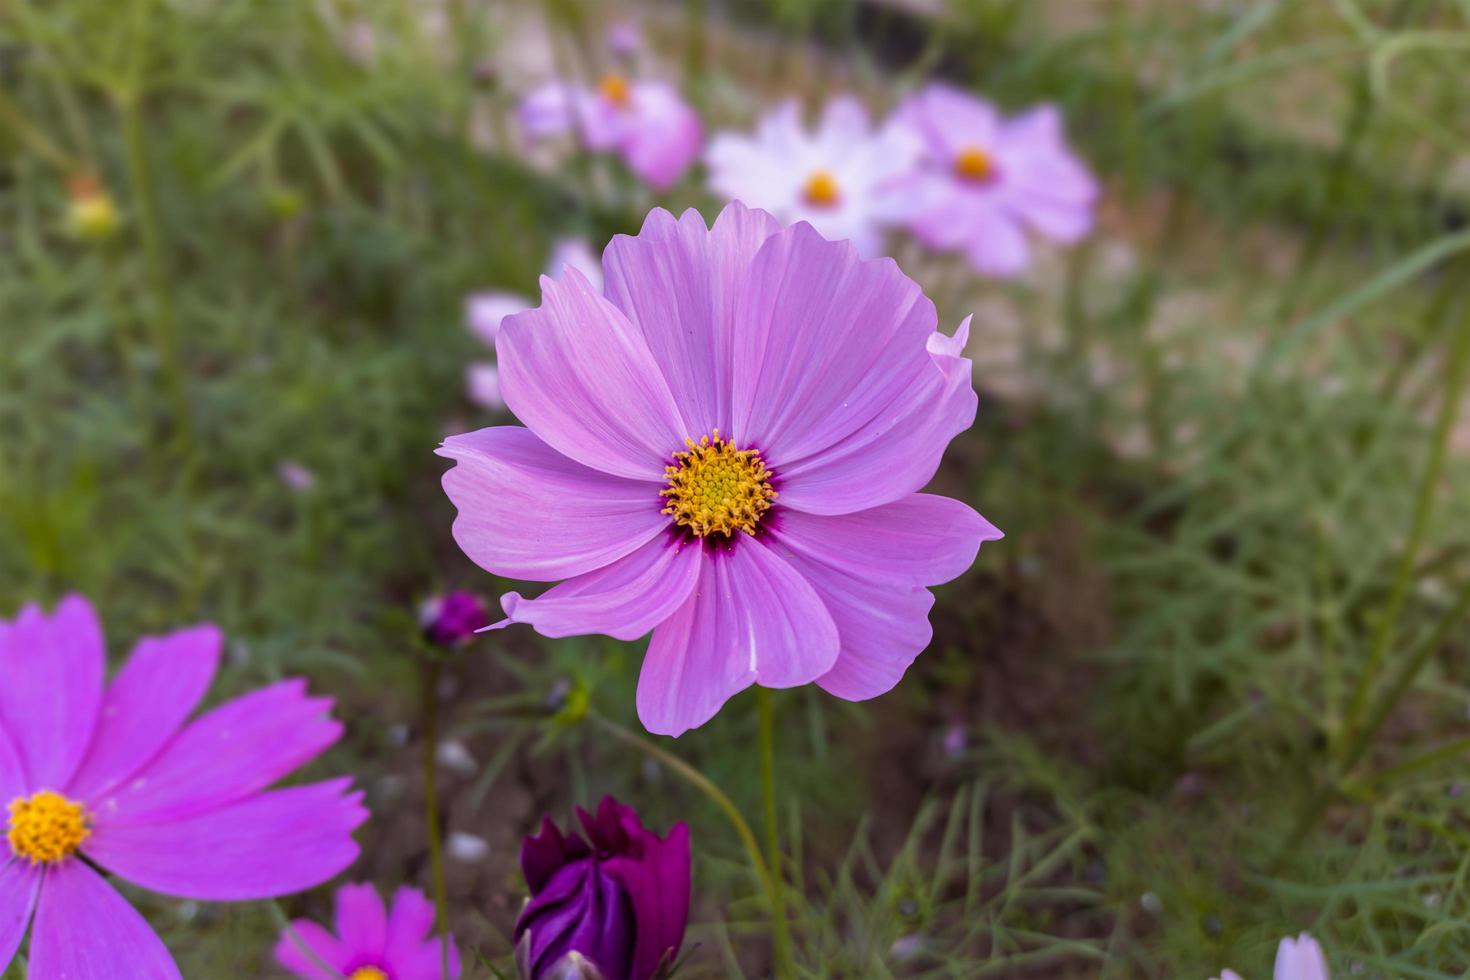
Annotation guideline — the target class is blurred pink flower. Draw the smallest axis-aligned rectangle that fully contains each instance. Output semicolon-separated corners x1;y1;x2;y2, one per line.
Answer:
607;21;643;58
0;596;365;979
276;882;460;979
466;363;503;411
438;203;1001;737
1212;932;1330;980
892;84;1098;277
706;97;918;258
518;76;702;190
277;459;317;493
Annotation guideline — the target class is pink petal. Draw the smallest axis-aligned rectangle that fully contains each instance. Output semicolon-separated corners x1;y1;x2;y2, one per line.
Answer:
518;81;577;139
334;882;387;961
88;679;341;825
65;624;222;803
465;362;503;411
0;859;40;975
495;536;702;641
0;726;26;806
465;292;530;347
438;427;667;582
601;204;782;436
0;595;105;791
85;778;367;900
897;84;1001;160
730;222;937;466
276;920;351;979
28;860;182;980
961;200;1030;277
1275;933;1329;980
393;943;463;980
497;268;686;479
637;539;838;736
812;579;936;701
383;886;435;965
773;317;978;515
621;82;702;190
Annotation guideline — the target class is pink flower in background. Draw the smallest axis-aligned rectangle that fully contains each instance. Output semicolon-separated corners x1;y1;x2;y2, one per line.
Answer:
0;596;366;978
606;21;643;59
276;881;460;980
1212;932;1330;980
418;591;491;648
466;238;605;412
706;96;918;257
438;203;1001;737
518;76;702;190
892;84;1098;277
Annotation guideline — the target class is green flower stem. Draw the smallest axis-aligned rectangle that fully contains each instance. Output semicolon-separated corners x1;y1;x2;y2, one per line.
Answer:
758;687;796;979
421;656;453;980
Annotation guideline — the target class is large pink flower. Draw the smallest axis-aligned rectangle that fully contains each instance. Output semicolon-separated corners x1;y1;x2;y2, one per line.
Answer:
892;84;1098;277
0;596;367;979
438;203;1001;737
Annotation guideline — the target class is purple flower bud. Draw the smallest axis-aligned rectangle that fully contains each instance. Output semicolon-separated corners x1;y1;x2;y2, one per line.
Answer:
419;591;491;648
515;797;690;980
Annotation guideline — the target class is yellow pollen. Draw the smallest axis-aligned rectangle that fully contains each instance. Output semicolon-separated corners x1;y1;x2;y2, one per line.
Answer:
349;969;389;980
953;146;996;183
6;791;91;865
598;73;632;108
802;169;841;208
661;430;776;538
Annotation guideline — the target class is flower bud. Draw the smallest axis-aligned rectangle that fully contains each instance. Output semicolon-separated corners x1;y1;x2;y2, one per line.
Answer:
419;591;491;648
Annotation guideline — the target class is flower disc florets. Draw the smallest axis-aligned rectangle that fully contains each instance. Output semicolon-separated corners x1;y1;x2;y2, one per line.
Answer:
660;430;776;538
5;790;91;864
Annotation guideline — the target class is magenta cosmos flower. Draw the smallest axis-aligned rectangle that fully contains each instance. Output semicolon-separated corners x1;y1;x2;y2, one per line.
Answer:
515;797;689;980
276;881;460;980
0;596;366;978
519;75;701;190
706;96;917;258
1213;933;1330;980
438;202;1001;737
892;84;1098;277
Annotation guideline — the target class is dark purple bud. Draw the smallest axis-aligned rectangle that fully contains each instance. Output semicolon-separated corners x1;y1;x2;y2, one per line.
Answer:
419;591;491;648
515;796;690;980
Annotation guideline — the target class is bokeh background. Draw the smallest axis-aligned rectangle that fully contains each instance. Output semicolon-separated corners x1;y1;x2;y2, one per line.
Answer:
4;0;1470;976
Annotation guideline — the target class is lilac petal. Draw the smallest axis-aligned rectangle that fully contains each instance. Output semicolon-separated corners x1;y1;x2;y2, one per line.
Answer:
620;82;702;190
813;578;937;702
546;238;604;290
730;222;937;466
497;268;687;478
65;624;222;803
519;81;577;139
334;882;387;963
89;679;340;825
466;292;530;347
438;427;667;582
1276;933;1329;980
774;318;978;515
85;778;366;900
637;539;839;737
276;920;352;979
0;726;26;805
0;859;40;974
0;595;104;792
602;821;690;980
466;362;504;411
897;84;1001;160
602;204;782;435
961;199;1031;276
29;859;182;980
495;537;701;641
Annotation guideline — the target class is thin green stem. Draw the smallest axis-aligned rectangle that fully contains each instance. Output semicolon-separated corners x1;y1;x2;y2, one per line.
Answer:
758;688;795;979
421;657;452;980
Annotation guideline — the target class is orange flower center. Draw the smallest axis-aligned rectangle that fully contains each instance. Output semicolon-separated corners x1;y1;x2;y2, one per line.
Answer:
6;790;91;864
661;431;777;538
802;170;841;208
598;74;632;109
349;968;389;980
953;146;996;183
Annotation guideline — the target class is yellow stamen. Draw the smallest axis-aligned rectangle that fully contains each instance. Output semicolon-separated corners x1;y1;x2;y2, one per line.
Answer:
802;169;841;208
6;791;91;865
953;146;996;183
349;968;389;980
660;430;776;538
598;74;631;109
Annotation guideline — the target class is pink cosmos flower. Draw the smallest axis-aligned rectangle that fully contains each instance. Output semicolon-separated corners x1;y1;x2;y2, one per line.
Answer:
0;596;366;978
276;881;461;980
1212;932;1330;980
438;202;1001;737
892;84;1098;277
705;96;918;258
518;76;702;190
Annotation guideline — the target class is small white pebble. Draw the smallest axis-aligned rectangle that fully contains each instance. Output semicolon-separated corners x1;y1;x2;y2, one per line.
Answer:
436;739;476;774
1140;892;1162;915
447;831;489;862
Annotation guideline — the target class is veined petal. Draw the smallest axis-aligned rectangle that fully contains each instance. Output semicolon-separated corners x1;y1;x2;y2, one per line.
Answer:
438;426;667;582
0;858;40;975
65;624;222;803
28;860;182;980
497;268;687;479
0;727;25;808
495;536;702;641
85;778;367;901
0;595;105;792
276;920;351;979
637;538;838;737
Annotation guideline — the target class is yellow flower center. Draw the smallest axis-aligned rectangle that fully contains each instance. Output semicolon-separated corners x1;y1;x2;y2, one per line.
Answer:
6;791;92;864
660;431;776;538
598;73;632;109
802;169;841;208
953;146;996;183
349;968;389;980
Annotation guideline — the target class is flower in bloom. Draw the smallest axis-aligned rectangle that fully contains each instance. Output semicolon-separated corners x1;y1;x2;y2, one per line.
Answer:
0;596;366;978
1211;932;1330;980
705;96;918;258
892;83;1098;277
418;591;492;648
515;797;689;980
518;75;702;190
438;202;1001;736
275;881;460;980
466;239;605;412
